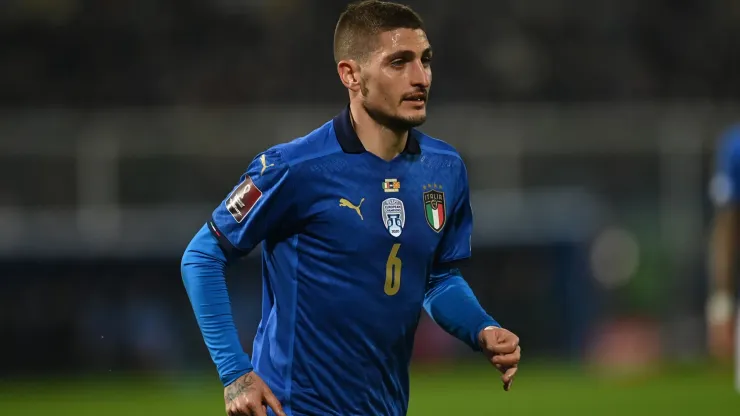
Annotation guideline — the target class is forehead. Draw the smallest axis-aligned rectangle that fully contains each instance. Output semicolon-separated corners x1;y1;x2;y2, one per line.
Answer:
373;28;430;56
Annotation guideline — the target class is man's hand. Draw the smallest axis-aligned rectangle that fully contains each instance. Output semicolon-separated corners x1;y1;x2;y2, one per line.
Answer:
707;321;734;362
706;291;735;362
478;326;521;391
708;320;734;361
224;371;286;416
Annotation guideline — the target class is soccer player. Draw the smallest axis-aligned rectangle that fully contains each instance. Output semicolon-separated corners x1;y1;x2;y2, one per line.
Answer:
181;1;522;415
708;123;740;392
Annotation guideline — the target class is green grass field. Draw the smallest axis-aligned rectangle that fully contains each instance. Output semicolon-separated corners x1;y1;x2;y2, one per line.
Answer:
1;363;737;415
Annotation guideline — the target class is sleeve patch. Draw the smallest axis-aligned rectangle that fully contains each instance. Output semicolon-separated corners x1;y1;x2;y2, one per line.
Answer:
225;175;263;223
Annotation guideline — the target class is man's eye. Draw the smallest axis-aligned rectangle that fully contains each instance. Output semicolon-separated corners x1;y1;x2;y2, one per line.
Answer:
391;59;404;67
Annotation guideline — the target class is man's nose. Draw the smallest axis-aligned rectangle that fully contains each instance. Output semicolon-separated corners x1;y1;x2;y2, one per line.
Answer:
410;60;430;88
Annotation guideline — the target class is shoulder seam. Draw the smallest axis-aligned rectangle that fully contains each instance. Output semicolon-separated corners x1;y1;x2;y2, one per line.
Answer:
286;148;344;168
417;134;462;159
423;147;462;159
277;125;344;168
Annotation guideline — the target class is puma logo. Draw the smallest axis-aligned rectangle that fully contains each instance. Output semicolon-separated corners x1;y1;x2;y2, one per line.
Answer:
260;154;275;175
339;197;365;220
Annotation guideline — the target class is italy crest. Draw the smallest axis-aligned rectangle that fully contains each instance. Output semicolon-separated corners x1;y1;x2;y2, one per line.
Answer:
423;189;446;232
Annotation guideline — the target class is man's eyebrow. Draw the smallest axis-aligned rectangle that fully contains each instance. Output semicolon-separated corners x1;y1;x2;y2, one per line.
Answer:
386;50;415;60
386;47;433;60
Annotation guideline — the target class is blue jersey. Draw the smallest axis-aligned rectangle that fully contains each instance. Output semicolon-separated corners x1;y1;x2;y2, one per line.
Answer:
711;124;740;208
710;124;740;302
185;106;496;416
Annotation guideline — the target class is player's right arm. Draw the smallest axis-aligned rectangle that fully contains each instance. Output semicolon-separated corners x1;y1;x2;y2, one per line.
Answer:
181;147;294;416
708;131;740;361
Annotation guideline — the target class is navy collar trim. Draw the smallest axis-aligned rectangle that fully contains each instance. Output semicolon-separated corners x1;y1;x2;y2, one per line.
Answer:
332;105;421;155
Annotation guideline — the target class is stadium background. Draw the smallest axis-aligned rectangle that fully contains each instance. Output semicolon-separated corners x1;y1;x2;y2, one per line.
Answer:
1;0;739;414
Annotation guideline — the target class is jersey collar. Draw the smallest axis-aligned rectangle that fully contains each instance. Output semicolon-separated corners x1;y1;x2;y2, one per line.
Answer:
333;105;421;155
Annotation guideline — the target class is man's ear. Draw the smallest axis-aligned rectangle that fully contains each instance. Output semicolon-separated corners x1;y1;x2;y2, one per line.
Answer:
338;60;362;92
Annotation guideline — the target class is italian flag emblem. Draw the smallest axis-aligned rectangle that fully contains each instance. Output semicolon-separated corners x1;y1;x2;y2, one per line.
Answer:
423;189;446;232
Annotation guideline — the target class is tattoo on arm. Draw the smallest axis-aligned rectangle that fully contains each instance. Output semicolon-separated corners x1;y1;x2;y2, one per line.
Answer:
225;374;255;402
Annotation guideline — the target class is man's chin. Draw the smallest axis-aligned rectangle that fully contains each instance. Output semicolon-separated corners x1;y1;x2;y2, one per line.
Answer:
399;104;428;126
400;114;426;129
364;104;427;131
385;115;425;131
394;108;427;127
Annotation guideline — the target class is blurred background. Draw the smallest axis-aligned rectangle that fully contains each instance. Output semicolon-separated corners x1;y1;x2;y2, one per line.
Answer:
1;0;739;414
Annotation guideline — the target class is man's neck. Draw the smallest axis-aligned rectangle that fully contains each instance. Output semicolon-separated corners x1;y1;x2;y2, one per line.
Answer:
349;101;407;162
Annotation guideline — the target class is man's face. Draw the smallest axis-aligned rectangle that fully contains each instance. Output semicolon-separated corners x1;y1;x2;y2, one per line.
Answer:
360;28;432;131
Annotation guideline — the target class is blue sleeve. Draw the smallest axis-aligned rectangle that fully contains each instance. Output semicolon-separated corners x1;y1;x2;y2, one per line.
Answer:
423;267;499;351
426;158;498;351
210;147;296;256
434;160;472;264
710;126;740;208
181;224;253;386
182;147;296;387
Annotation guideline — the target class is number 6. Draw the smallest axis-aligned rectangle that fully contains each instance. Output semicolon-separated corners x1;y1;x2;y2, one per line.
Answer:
385;243;402;296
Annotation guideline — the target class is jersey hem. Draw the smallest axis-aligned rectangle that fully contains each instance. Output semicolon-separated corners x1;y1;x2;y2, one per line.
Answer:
434;256;471;268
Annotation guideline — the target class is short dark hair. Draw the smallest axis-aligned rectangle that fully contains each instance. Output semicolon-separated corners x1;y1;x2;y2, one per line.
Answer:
333;0;425;64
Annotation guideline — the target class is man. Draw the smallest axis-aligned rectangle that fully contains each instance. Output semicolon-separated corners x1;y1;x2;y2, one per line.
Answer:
181;1;521;415
708;123;740;392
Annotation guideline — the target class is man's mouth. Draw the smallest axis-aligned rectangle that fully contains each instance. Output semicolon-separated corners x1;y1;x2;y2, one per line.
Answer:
403;93;427;102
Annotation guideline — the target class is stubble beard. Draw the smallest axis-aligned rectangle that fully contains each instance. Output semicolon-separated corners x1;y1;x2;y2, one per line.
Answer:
360;79;426;133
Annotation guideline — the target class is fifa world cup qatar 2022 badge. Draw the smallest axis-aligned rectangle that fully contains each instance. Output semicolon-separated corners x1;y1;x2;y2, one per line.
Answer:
422;184;446;232
382;197;406;237
226;175;263;223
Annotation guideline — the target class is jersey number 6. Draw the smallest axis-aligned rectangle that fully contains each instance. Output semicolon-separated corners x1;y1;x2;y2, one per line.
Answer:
385;243;402;296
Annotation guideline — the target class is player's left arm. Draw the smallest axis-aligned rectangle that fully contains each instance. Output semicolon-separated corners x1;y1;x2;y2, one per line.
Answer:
707;132;740;360
422;160;520;390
